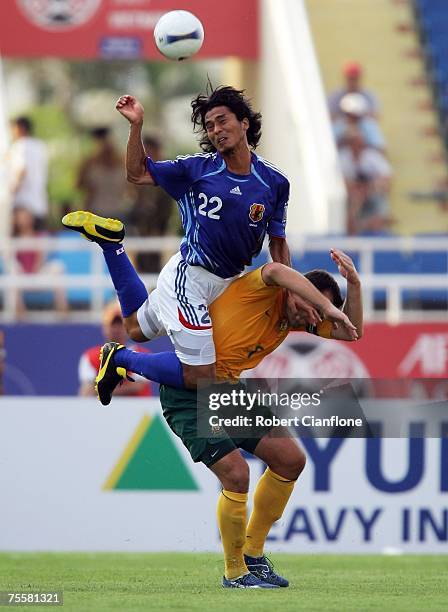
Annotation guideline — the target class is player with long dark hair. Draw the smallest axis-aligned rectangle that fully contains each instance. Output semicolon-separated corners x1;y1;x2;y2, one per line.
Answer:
62;84;358;589
190;84;262;152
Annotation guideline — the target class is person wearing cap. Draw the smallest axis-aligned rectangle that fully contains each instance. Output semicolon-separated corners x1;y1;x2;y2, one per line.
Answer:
328;62;379;121
333;92;386;151
78;301;151;397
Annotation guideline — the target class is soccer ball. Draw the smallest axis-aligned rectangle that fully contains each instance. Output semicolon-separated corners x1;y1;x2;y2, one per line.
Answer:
154;10;204;61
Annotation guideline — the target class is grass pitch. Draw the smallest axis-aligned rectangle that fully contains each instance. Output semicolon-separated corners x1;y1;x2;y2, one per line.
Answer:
0;553;447;611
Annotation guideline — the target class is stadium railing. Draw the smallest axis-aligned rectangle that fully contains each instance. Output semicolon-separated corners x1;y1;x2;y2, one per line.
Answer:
0;235;446;323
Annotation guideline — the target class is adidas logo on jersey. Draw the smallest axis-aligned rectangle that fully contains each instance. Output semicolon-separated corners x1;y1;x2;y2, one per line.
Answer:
230;186;242;195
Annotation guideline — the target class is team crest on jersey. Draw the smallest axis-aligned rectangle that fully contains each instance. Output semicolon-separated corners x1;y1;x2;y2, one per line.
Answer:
249;203;265;223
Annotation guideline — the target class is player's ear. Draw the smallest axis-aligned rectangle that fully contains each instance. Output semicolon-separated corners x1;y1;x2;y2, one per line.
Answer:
241;117;249;133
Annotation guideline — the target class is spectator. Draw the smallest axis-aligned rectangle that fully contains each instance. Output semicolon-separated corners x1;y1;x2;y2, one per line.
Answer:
338;127;393;235
12;206;68;317
333;93;386;151
78;300;152;397
127;135;174;273
8;116;48;230
329;61;379;120
77;127;132;219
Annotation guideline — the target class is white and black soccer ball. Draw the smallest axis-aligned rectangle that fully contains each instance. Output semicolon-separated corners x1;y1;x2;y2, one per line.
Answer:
154;10;204;61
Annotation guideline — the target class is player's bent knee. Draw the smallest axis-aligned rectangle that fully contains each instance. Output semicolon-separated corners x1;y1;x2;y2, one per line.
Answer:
269;447;306;481
296;448;307;476
124;313;147;342
282;449;306;480
210;452;250;493
220;465;250;493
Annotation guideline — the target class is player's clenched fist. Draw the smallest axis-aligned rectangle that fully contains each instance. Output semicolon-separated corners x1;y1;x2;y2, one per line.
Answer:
115;95;145;125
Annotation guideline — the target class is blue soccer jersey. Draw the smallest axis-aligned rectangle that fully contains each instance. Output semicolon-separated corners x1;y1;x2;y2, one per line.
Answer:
146;151;289;278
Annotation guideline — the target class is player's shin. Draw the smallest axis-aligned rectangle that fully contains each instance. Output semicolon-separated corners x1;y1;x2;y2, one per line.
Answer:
217;490;249;580
101;242;148;317
114;348;185;388
244;468;295;558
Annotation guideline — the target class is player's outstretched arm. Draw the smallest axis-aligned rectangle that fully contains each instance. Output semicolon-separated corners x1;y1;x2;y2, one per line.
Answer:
115;95;155;186
268;237;321;325
330;249;363;340
262;262;357;340
262;262;332;312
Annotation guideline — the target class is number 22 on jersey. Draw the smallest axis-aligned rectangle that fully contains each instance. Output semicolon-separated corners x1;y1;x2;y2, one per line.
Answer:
198;193;222;220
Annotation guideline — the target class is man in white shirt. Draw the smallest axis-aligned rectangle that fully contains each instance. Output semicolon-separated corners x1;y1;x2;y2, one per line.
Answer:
333;93;386;151
8;116;48;229
338;126;392;234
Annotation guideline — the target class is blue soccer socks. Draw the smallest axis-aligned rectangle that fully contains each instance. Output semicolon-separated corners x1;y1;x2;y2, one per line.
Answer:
114;348;185;389
101;243;148;318
62;211;148;318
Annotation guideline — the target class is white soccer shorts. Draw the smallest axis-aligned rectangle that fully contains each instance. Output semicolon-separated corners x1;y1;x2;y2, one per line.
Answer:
137;252;236;366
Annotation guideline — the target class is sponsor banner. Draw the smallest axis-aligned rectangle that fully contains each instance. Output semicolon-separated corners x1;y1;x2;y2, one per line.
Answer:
0;0;258;59
0;397;446;553
249;323;448;397
2;322;448;396
2;323;172;396
348;322;448;379
197;380;448;438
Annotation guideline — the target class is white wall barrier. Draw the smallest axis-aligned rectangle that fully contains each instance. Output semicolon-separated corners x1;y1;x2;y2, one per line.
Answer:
260;0;347;234
1;235;447;323
0;397;446;553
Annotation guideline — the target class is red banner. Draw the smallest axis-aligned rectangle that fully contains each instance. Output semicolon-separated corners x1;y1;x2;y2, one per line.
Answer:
342;323;448;379
250;323;448;398
0;0;259;59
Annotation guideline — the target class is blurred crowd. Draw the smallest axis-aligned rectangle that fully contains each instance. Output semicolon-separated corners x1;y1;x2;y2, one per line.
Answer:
3;67;392;318
4;117;175;317
329;62;393;235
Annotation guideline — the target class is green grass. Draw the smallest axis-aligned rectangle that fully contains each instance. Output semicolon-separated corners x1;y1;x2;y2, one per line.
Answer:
0;553;447;611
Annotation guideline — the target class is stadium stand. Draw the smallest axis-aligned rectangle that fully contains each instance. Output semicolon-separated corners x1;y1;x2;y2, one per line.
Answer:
290;238;447;311
1;235;446;323
307;0;448;235
1;2;446;323
415;0;448;138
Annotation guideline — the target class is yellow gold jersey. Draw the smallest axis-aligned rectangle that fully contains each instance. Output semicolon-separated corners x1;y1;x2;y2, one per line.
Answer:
209;268;332;380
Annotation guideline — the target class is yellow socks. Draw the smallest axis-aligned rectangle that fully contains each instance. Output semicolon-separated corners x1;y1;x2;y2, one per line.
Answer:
245;468;296;558
217;489;248;580
217;471;296;578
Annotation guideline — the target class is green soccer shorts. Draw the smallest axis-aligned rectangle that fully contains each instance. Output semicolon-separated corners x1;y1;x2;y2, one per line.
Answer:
159;384;264;467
